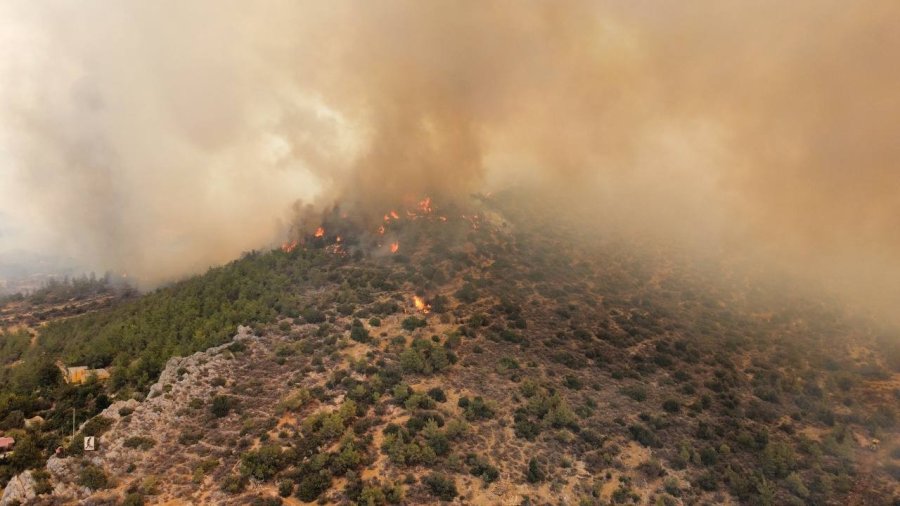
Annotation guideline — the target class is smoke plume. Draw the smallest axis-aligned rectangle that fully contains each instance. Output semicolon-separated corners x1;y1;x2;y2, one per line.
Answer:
1;0;899;317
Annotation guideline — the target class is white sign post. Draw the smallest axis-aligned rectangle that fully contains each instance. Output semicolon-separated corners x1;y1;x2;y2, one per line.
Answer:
83;436;95;451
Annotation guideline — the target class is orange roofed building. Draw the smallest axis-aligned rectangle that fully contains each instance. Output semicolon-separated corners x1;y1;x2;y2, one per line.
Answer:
0;437;14;452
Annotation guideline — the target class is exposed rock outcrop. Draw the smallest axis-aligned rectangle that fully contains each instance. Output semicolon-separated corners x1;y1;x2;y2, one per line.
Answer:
1;326;261;505
0;470;35;505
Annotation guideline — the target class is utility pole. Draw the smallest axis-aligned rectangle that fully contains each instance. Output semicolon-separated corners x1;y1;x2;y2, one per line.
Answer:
72;408;75;441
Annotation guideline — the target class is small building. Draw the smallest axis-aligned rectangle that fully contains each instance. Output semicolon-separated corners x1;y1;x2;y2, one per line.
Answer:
65;366;89;384
55;361;111;384
0;437;15;452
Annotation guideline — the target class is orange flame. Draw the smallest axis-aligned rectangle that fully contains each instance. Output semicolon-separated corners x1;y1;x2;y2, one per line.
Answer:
390;210;399;220
378;225;385;235
314;227;325;238
418;197;432;213
281;239;298;253
413;295;430;314
390;242;399;253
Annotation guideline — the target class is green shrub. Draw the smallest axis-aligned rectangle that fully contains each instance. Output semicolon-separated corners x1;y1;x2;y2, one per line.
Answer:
78;463;109;490
467;454;500;484
350;321;370;343
662;399;681;413
563;375;583;390
620;385;648;402
82;416;114;436
211;395;237;417
221;474;248;494
423;473;458;501
193;458;219;483
278;480;294;497
526;458;545;483
296;470;332;501
401;317;427;331
240;445;285;481
761;441;796;478
123;436;156;451
785;472;810;499
628;424;660;447
399;338;451;375
461;396;495;421
427;387;447;402
122;493;145;506
302;308;326;324
178;429;202;446
277;388;311;413
454;284;479;303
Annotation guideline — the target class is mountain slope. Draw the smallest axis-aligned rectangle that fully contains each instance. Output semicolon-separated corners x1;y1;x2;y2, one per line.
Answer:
2;195;899;505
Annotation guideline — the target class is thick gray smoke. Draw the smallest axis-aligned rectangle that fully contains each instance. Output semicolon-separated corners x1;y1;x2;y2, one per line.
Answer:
1;1;899;319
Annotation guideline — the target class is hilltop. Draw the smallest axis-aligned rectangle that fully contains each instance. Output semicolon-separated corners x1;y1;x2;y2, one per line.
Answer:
0;195;898;505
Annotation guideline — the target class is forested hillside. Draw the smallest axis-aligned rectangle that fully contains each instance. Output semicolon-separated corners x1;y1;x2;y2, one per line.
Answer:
1;196;898;504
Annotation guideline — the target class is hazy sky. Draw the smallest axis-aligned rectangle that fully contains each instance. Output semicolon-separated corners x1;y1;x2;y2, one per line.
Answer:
1;1;899;315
